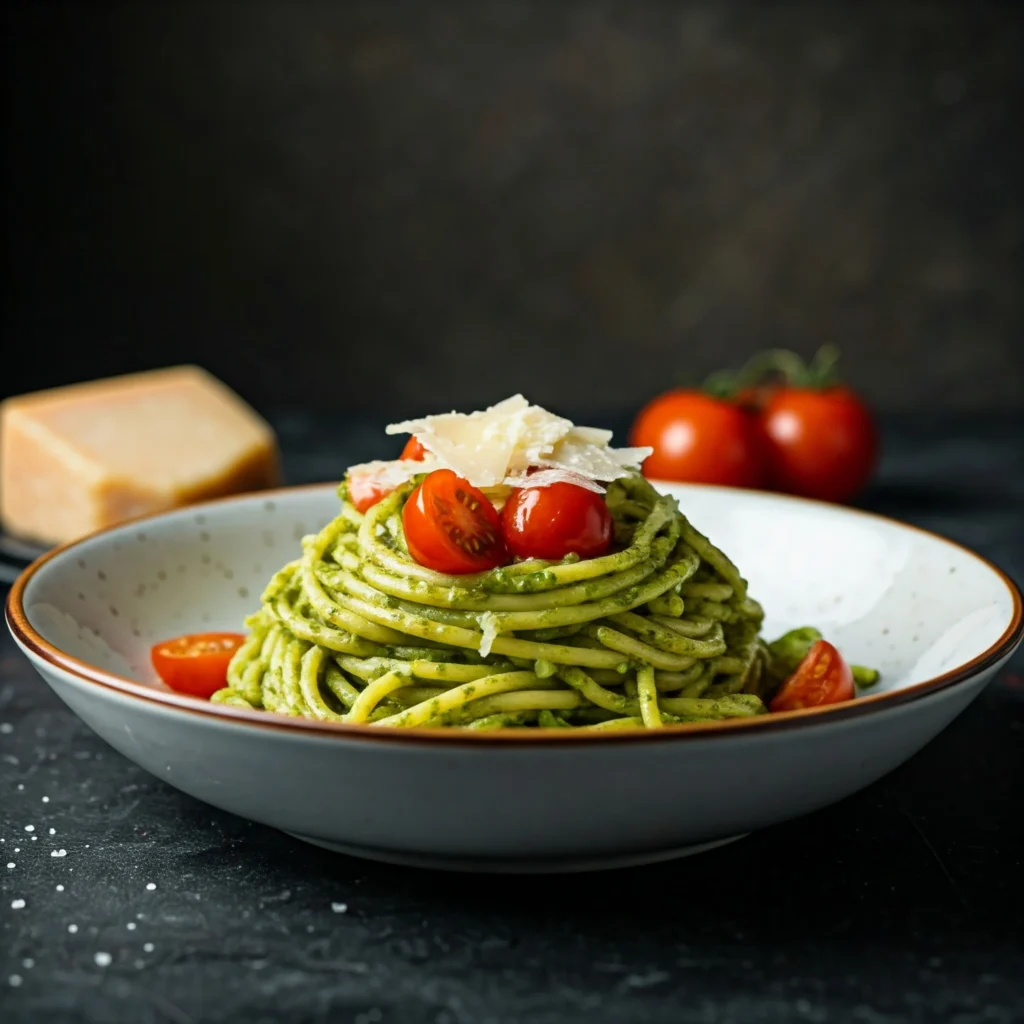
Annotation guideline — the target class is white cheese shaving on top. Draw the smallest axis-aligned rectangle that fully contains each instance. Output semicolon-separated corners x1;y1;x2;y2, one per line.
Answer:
352;395;650;492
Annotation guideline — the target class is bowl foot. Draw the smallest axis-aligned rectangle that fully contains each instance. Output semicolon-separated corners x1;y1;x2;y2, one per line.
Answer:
285;832;747;873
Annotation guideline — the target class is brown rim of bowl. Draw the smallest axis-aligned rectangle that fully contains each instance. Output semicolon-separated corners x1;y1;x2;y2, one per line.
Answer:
5;481;1023;747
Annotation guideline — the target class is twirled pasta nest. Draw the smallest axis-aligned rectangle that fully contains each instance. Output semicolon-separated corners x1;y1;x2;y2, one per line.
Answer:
215;475;778;729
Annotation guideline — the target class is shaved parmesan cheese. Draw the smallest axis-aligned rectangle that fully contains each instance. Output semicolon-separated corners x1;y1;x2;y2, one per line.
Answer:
478;612;500;657
346;459;436;492
503;469;605;493
380;396;650;492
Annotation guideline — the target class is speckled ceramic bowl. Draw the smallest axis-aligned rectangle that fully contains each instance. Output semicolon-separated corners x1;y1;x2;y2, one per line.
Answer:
6;483;1022;872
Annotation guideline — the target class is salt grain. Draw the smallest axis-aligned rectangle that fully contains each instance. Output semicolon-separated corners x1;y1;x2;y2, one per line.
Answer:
145;882;156;891
56;885;64;892
9;975;22;987
41;796;49;803
11;899;26;909
6;863;13;869
24;825;34;833
126;922;136;931
49;828;56;835
31;836;37;841
22;959;34;969
331;902;348;914
143;942;155;953
0;722;12;733
68;924;78;933
51;849;67;858
94;952;112;968
17;784;24;790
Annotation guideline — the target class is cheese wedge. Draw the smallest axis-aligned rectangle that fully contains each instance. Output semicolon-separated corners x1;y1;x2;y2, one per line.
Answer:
0;366;281;545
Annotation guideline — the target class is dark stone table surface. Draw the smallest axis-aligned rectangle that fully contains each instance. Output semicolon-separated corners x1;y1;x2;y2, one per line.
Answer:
2;414;1022;1024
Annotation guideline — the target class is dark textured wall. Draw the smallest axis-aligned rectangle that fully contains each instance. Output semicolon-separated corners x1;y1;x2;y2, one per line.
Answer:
4;2;1022;418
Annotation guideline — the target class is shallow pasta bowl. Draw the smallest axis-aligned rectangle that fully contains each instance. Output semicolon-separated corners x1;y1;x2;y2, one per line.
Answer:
6;482;1022;872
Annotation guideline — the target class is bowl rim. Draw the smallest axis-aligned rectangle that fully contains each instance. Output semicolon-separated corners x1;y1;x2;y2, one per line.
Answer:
6;481;1022;747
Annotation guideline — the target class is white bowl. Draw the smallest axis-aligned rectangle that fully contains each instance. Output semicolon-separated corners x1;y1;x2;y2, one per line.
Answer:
6;483;1021;872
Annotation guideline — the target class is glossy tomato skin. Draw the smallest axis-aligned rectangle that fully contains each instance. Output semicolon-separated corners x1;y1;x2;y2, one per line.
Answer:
630;390;764;488
151;632;246;699
769;639;855;713
758;386;877;503
403;469;508;574
401;436;427;461
347;470;393;514
501;483;613;561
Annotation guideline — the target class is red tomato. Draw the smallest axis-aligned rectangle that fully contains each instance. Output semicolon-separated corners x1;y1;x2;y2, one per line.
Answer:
758;386;877;503
401;436;427;461
403;469;508;574
769;640;855;713
348;469;394;514
151;632;246;699
501;482;613;561
630;390;764;488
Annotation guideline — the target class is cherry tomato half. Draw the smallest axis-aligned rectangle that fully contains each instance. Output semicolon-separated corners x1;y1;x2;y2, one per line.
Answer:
758;386;877;503
630;390;764;488
401;436;427;461
403;469;508;574
151;632;246;699
501;482;613;561
769;639;855;713
348;469;394;514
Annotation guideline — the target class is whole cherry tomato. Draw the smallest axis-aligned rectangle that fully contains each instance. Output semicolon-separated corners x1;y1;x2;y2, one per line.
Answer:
629;390;764;488
501;482;613;561
769;639;855;713
403;469;508;574
757;386;877;503
151;632;246;699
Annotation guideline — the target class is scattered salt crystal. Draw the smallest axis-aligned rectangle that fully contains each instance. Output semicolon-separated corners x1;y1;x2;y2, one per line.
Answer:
68;924;78;933
41;796;49;803
49;828;56;835
22;959;34;969
145;882;156;891
94;952;112;968
17;784;24;790
14;847;20;853
126;922;136;931
31;836;37;841
11;899;26;909
51;849;67;858
9;975;22;987
6;863;13;869
24;825;34;833
0;723;12;733
331;902;348;914
143;942;155;953
56;885;64;892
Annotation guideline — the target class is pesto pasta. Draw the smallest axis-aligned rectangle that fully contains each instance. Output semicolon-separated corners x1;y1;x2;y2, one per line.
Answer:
213;473;839;729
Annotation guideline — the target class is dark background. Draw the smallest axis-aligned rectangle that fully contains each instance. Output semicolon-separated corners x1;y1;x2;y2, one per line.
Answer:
4;1;1022;422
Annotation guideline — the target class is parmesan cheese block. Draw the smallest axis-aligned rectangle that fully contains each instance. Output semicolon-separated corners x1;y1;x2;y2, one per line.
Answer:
0;366;281;545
